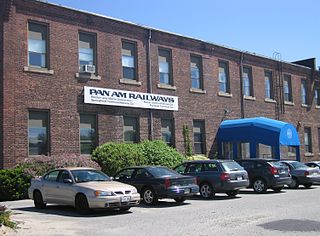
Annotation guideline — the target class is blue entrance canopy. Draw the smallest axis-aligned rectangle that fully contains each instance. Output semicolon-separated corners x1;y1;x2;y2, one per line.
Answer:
217;117;300;160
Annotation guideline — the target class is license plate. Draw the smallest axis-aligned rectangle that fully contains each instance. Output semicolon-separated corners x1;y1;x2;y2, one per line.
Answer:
237;176;242;180
184;188;190;194
121;196;131;202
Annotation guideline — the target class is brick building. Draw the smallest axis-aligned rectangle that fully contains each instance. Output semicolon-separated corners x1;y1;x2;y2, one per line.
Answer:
1;0;320;168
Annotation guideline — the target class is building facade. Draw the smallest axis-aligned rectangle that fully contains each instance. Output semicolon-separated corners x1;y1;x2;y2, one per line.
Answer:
1;0;320;168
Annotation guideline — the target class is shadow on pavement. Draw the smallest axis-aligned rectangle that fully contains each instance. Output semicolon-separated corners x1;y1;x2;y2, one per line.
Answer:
136;200;190;209
188;194;241;201
238;189;286;195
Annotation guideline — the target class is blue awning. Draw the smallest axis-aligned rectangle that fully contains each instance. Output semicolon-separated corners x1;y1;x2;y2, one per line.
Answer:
218;117;300;146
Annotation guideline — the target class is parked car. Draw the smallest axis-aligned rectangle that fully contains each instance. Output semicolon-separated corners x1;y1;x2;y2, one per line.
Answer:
28;167;140;214
114;166;199;205
304;161;320;169
236;159;291;193
280;160;320;188
174;160;249;199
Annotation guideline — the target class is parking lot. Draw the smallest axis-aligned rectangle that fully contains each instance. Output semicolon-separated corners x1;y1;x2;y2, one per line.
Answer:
2;186;320;236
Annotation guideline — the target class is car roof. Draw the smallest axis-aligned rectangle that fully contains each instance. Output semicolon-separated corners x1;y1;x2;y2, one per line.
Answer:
236;159;279;162
182;159;236;164
54;167;97;171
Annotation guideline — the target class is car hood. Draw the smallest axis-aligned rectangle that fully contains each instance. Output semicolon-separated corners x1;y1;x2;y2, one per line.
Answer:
74;181;135;191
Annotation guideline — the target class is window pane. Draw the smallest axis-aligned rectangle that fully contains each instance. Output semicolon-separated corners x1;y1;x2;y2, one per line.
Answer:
191;56;202;89
122;41;136;80
28;111;49;155
219;61;229;93
160;73;169;84
123;67;135;80
159;62;169;73
242;67;252;96
124;117;138;143
122;55;134;68
28;23;47;68
80;114;96;154
301;80;307;104
304;127;312;153
161;119;173;145
283;76;292;102
264;71;272;99
79;32;95;67
193;121;205;154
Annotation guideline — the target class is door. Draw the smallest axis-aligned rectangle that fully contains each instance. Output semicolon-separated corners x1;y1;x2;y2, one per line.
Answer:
55;170;75;205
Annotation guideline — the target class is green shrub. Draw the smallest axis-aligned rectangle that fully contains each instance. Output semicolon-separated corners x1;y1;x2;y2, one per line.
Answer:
0;205;17;229
0;168;32;201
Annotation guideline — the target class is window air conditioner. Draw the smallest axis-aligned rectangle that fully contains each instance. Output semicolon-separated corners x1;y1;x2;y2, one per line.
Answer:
80;64;96;74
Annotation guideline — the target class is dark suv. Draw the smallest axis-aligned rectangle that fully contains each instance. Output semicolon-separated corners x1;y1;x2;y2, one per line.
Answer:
174;160;249;199
236;159;291;193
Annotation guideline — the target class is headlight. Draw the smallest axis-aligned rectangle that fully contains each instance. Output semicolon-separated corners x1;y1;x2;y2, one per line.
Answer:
94;190;114;197
131;188;138;194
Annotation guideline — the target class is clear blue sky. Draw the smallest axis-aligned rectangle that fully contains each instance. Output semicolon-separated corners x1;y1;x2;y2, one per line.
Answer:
49;0;319;68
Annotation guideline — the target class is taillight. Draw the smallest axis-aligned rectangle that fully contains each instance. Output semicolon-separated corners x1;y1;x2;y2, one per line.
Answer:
304;171;309;176
220;172;230;181
195;176;200;185
164;178;171;189
269;166;278;175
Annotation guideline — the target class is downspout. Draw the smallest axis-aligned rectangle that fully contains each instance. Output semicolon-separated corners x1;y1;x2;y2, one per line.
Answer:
239;52;244;118
147;29;153;140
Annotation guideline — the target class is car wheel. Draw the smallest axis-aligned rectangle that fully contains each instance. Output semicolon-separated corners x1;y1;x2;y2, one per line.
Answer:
174;197;186;203
272;187;283;192
304;183;312;189
142;187;158;205
33;190;46;209
226;190;239;197
288;177;299;189
119;207;131;211
200;183;215;199
253;179;267;193
75;194;90;215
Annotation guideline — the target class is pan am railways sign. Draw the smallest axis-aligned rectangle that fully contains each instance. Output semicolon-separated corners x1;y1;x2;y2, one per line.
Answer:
84;86;178;111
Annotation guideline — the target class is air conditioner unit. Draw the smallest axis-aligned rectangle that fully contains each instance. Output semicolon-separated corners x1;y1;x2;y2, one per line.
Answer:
80;64;96;74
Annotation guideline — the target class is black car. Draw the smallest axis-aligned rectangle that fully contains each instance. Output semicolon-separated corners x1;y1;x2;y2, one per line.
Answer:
174;160;249;198
114;166;199;205
236;159;291;193
280;160;320;188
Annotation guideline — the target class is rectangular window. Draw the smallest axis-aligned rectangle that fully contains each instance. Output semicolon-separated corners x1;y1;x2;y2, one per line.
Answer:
264;71;273;99
301;79;308;105
318;128;320;152
304;127;312;153
237;142;250;159
193;120;205;154
190;55;203;89
283;75;293;102
222;142;233;159
315;84;320;106
80;114;97;154
158;49;172;85
161;119;174;146
242;66;253;96
28;22;48;68
28;111;49;155
218;61;230;93
122;41;137;80
123;117;139;143
79;32;96;68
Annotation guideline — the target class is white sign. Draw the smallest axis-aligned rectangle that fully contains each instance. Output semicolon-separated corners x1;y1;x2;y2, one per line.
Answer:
84;86;178;111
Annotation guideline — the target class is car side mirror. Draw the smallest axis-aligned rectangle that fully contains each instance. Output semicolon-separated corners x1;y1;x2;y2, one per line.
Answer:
63;178;73;184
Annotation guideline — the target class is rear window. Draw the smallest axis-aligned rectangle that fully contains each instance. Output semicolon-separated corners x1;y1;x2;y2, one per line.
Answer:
148;167;179;177
221;161;244;171
290;161;309;169
267;161;286;168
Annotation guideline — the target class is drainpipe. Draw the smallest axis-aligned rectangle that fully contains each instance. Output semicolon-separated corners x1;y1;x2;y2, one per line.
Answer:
147;29;154;140
239;52;244;118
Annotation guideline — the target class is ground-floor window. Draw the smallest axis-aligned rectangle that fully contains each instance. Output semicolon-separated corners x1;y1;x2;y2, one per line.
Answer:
161;119;174;146
304;127;312;153
237;142;250;159
80;114;97;154
123;116;139;143
193;120;205;154
257;144;274;159
222;142;233;159
28;110;49;155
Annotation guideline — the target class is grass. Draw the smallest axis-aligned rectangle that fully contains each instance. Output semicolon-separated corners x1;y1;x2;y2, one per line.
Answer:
0;205;17;229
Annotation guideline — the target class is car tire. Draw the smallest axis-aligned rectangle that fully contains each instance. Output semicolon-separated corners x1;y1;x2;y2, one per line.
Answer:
119;207;131;211
142;187;158;205
288;177;299;189
200;183;215;199
304;183;312;189
33;190;46;209
226;190;239;197
253;178;267;193
174;197;186;203
272;187;283;192
75;194;90;215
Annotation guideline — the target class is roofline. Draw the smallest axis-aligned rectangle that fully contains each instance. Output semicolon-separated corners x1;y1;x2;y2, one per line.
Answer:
42;0;314;71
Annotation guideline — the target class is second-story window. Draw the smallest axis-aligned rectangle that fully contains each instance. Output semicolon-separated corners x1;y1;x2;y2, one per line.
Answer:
158;49;172;85
242;66;253;96
190;55;203;89
122;41;137;80
315;84;320;106
28;22;48;68
283;75;293;102
264;71;273;99
79;32;96;68
301;79;308;105
218;61;230;93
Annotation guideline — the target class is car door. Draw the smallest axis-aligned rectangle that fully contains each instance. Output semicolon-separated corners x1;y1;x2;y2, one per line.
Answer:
41;170;60;202
130;169;153;192
238;161;255;183
114;168;136;185
184;163;203;182
55;170;75;205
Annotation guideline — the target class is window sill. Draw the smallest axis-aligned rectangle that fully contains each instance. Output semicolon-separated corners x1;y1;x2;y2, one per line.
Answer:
304;152;314;157
24;66;54;75
264;98;276;103
120;79;142;86
157;83;177;91
75;73;101;80
284;101;295;106
301;104;310;108
218;91;232;98
189;88;206;94
244;95;256;101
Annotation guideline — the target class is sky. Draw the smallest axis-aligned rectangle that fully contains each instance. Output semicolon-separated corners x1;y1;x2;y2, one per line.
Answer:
48;0;319;68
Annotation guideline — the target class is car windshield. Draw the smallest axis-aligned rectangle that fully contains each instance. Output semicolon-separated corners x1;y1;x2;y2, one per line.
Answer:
290;161;309;169
148;167;179;177
71;169;110;183
221;161;244;171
